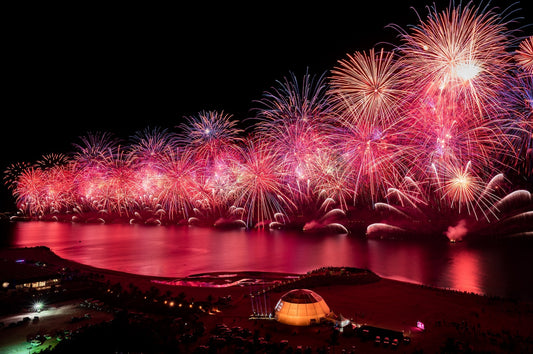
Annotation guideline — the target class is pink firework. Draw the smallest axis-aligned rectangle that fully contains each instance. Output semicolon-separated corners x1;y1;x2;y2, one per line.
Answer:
254;71;334;208
72;131;118;168
42;163;76;215
502;72;533;177
13;167;46;216
408;92;515;180
516;36;533;74
94;147;137;218
233;138;294;228
128;127;175;203
394;2;513;116
330;111;417;205
71;132;119;213
309;148;353;211
431;160;502;221
156;147;201;223
329;48;408;124
4;161;33;191
176;110;243;164
129;127;175;166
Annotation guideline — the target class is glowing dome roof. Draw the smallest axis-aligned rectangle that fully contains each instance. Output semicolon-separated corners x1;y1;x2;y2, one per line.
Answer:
274;289;330;326
280;289;326;304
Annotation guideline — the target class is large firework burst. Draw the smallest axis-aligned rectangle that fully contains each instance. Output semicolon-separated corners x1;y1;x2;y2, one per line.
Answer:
393;2;513;116
254;71;334;210
329;48;408;124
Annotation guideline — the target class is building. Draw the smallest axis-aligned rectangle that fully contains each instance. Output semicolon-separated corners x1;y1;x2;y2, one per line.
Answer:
0;259;60;292
274;289;330;326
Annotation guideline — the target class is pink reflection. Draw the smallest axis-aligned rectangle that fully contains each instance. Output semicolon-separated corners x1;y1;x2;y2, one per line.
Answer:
365;240;426;283
449;247;481;294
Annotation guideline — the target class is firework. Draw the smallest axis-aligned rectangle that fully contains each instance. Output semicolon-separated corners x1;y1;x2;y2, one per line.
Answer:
254;71;334;209
393;2;513;116
4;161;33;191
176;110;243;163
72;132;118;168
408;92;515;179
329;48;408;124
232;138;294;228
330;110;417;205
35;153;71;169
3;2;532;239
310;149;353;211
156;147;201;223
129;127;175;166
13;167;47;216
516;36;533;74
432;160;502;220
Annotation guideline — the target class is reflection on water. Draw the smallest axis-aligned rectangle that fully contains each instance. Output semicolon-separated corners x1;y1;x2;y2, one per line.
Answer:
449;247;480;294
2;221;532;301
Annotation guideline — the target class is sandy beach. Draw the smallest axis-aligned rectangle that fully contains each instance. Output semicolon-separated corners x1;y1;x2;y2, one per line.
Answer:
1;246;532;352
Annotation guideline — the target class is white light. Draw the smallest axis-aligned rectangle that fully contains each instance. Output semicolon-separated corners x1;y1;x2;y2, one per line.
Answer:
33;301;43;312
455;62;481;81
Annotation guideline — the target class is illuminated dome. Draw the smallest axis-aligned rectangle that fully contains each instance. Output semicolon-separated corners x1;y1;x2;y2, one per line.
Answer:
274;289;330;326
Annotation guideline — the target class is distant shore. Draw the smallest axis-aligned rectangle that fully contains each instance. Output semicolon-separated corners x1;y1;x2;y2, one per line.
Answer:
2;246;532;352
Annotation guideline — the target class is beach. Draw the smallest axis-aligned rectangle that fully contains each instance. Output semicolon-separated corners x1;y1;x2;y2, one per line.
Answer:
1;246;532;352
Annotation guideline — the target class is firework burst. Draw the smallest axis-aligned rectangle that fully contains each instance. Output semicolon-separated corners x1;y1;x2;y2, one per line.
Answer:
176;110;243;163
233;139;295;228
254;71;334;210
4;161;33;191
516;36;533;74
156;147;201;223
393;2;513;116
329;48;408;124
330;111;416;205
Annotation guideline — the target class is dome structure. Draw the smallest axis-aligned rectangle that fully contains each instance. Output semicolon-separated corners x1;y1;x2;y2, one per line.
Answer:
274;289;330;326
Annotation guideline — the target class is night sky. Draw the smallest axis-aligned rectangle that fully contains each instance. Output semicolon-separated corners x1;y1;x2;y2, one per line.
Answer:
2;0;532;208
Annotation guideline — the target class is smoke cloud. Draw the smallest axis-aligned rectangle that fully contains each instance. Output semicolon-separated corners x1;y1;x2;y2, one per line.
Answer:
445;219;468;242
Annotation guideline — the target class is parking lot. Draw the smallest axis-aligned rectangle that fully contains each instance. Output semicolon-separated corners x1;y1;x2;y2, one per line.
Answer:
0;299;113;353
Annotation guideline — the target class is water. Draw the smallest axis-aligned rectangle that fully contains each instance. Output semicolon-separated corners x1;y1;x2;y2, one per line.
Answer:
2;221;532;301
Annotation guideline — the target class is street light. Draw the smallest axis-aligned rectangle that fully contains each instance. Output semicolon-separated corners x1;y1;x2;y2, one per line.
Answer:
33;301;43;313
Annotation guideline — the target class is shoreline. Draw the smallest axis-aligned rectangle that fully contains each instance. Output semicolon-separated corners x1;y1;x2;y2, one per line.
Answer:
0;245;520;300
2;246;533;352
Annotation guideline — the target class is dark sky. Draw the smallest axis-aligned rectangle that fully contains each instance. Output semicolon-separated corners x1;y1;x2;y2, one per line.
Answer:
2;0;532;172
